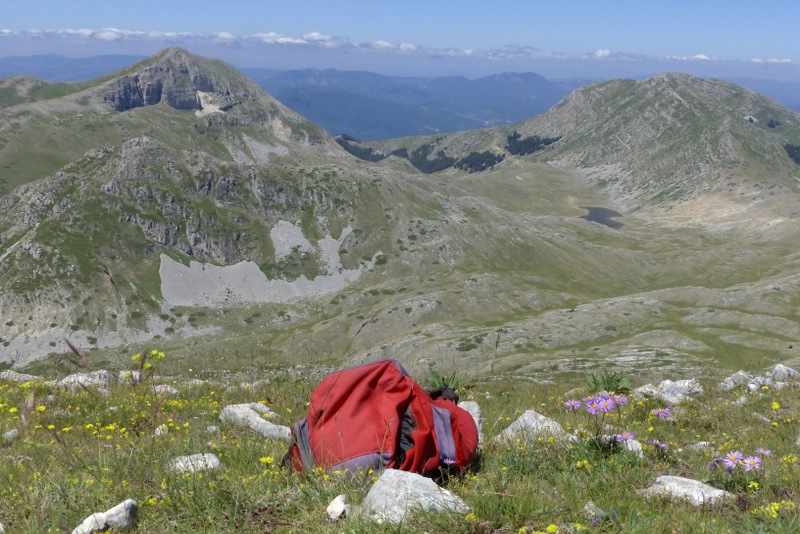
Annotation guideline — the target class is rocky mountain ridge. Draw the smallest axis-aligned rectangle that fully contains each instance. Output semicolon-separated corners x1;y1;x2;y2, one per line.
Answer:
1;48;799;379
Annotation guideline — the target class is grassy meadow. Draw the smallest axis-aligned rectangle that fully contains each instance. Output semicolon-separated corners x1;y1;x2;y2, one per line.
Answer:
2;350;800;533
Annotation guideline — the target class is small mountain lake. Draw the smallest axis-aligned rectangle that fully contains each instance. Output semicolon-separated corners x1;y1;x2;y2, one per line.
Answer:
579;207;624;228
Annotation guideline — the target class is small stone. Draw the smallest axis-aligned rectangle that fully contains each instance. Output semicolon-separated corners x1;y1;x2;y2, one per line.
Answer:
641;475;733;507
117;370;141;383
326;494;349;521
153;384;179;396
71;498;138;533
624;439;644;459
685;441;714;453
219;403;291;441
3;429;20;442
205;425;219;434
169;453;222;473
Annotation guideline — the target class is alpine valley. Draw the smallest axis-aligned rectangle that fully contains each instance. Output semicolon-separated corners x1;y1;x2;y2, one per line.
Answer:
1;47;799;379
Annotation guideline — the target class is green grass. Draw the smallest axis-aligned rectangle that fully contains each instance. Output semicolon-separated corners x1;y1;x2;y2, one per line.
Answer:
2;353;800;533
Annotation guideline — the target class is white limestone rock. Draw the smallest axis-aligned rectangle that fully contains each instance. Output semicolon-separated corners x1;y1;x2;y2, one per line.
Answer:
0;370;42;382
493;410;574;443
768;364;800;383
153;384;179;396
361;469;469;524
633;379;703;405
3;429;20;442
71;498;138;533
117;370;142;384
641;475;733;507
219;403;291;441
624;439;644;459
326;494;350;521
57;370;114;394
719;370;754;392
169;453;222;474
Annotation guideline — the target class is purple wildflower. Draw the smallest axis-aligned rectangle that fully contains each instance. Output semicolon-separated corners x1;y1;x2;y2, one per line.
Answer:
742;456;761;471
586;401;602;415
756;448;772;457
564;399;581;411
616;431;634;442
611;394;628;406
708;457;724;469
722;451;744;469
647;439;668;450
652;407;671;418
599;398;615;412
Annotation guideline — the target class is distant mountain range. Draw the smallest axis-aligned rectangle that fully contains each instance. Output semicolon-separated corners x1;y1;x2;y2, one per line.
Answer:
1;48;799;379
2;54;799;140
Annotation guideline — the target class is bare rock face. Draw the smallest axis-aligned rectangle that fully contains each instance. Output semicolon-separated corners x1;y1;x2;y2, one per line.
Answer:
101;47;247;113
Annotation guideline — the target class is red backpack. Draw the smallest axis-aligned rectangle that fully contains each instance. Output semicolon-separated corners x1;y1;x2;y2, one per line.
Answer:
287;359;478;476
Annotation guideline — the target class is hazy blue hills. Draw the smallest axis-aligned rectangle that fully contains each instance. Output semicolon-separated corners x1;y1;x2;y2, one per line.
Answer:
247;68;580;139
3;54;800;141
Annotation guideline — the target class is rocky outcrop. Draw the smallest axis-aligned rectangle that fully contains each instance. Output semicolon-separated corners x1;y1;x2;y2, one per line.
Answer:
633;379;703;405
101;48;243;113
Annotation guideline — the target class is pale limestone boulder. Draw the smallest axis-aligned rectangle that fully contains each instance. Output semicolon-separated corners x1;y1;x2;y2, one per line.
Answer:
57;370;114;393
219;403;291;441
493;410;574;443
361;469;469;524
633;379;703;405
769;364;800;382
71;499;138;533
0;370;42;382
641;475;733;506
719;370;755;392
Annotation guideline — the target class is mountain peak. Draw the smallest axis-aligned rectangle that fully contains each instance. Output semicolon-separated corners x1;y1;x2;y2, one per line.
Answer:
100;47;256;113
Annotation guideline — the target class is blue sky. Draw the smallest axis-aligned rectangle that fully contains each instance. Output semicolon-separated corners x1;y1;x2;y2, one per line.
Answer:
3;1;799;80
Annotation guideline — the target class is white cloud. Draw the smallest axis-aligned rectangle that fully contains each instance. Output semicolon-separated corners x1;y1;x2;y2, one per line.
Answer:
250;32;307;45
371;40;395;50
93;29;124;42
594;48;612;58
751;57;791;64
